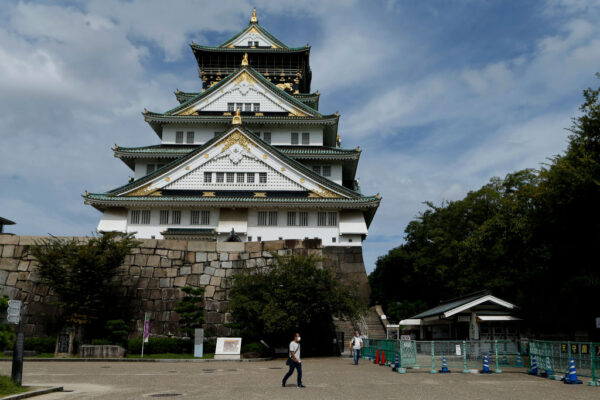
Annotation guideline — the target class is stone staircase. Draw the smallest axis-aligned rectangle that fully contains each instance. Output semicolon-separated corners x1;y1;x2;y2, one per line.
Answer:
334;306;387;356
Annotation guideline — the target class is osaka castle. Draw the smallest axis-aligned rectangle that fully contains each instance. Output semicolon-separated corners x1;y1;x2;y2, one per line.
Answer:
84;9;380;245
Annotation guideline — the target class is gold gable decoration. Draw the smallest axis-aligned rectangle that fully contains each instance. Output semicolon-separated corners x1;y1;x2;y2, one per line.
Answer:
125;183;161;197
310;186;342;198
233;71;256;86
241;52;249;66
217;130;253;153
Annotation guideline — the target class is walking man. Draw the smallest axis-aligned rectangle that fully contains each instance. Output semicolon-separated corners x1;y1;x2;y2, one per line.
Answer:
351;331;363;365
282;332;305;388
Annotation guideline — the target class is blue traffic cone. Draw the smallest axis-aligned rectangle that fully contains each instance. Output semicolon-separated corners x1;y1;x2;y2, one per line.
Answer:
480;353;492;374
528;356;538;375
439;355;451;373
516;352;523;367
563;358;582;384
502;351;508;365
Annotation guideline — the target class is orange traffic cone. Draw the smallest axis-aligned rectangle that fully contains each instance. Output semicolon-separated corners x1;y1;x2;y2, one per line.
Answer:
375;349;379;364
381;350;386;366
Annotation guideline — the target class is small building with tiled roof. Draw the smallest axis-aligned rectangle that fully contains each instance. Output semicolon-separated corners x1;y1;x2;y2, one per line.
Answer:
0;217;15;235
84;9;380;244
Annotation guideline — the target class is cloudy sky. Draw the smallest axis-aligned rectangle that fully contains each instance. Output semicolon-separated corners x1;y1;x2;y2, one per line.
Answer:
1;0;599;273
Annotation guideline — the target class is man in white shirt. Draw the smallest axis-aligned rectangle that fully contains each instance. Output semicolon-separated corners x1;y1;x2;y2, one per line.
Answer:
282;333;305;388
350;331;363;365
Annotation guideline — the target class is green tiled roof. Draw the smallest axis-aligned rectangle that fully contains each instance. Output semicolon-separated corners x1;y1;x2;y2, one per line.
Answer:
153;65;321;118
410;291;493;319
217;22;289;49
175;90;319;107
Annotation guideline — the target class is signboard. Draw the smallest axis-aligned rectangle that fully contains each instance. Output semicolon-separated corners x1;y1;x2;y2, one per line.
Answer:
194;329;204;358
571;344;579;354
6;300;22;324
457;315;470;322
400;335;411;341
57;335;70;354
215;337;242;360
596;317;600;329
581;344;589;355
561;343;568;353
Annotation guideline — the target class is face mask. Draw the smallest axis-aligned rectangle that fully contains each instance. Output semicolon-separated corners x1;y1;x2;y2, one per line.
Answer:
297;337;301;342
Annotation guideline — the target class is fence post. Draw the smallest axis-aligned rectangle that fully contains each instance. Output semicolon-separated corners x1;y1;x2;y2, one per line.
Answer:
430;341;437;374
494;340;502;373
462;341;469;373
589;342;599;387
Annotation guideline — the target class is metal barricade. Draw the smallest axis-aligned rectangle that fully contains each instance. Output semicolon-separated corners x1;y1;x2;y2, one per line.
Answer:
529;340;599;384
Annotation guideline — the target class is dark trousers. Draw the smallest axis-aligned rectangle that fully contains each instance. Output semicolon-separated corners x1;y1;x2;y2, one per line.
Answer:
282;361;302;386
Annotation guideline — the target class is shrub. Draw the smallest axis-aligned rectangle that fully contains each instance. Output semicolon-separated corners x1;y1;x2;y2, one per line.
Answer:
127;337;193;354
0;326;15;351
91;339;111;346
24;337;56;353
105;320;128;346
241;341;270;356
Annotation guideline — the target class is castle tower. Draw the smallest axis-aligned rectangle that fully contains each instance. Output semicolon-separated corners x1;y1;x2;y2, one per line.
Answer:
84;9;380;245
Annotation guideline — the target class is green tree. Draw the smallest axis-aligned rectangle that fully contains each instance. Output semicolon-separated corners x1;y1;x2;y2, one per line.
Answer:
228;255;364;355
174;287;205;337
0;296;15;351
30;232;139;340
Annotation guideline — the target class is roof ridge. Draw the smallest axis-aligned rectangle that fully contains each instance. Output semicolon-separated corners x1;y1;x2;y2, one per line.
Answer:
217;21;289;49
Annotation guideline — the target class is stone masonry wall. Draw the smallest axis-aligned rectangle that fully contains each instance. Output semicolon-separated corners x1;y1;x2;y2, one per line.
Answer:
0;235;370;338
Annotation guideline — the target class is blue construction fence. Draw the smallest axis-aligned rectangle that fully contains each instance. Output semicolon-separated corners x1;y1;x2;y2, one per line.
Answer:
361;339;599;386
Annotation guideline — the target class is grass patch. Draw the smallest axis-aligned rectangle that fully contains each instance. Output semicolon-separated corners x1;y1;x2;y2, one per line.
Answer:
0;375;29;396
25;353;55;358
126;353;215;359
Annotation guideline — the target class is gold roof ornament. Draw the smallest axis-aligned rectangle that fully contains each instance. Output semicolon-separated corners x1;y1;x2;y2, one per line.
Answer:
334;111;339;116
250;8;258;23
143;108;148;114
241;52;249;66
232;108;242;125
176;89;181;94
85;190;89;196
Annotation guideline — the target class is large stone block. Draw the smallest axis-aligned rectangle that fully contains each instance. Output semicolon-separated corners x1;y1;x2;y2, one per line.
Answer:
180;266;191;275
214;269;226;277
140;247;155;255
153;268;166;278
6;272;19;286
141;267;154;278
166;268;179;278
138;239;158;249
199;274;211;285
0;270;8;284
0;235;19;245
146;255;161;266
221;261;232;269
204;285;215;298
155;249;168;256
210;276;221;286
284;239;302;249
245;259;256;268
0;258;19;271
160;257;171;267
187;241;216;252
134;254;149;266
129;266;141;276
192;263;204;274
159;278;172;288
245;242;262;253
186;275;199;286
195;252;207;262
173;276;187;287
263;240;284;251
1;245;15;257
204;266;216;276
216;242;244;252
167;250;182;259
160;240;187;251
17;260;30;271
14;245;26;258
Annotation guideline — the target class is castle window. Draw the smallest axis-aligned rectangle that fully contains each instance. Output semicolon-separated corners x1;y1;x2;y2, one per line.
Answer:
186;131;194;144
236;103;243;111
159;210;170;225
332;237;337;243
176;131;184;144
269;211;278;226
226;172;235;183
247;173;255;183
328;212;337;226
191;210;210;225
130;210;140;224
247;236;252;242
237;172;245;183
146;164;155;175
248;41;252;47
263;132;271;144
291;132;299;145
287;212;296;226
204;172;212;183
259;172;267;183
227;103;234;112
258;211;267;226
141;210;151;225
299;211;308;226
245;103;252;112
322;166;331;177
317;212;327;226
172;210;181;225
302;132;310;145
253;103;260;112
254;41;259;47
216;172;224;183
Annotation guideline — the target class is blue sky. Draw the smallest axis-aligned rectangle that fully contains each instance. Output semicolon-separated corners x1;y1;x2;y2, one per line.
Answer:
1;0;599;273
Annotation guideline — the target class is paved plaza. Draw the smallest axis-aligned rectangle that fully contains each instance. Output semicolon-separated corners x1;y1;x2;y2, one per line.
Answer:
1;358;598;399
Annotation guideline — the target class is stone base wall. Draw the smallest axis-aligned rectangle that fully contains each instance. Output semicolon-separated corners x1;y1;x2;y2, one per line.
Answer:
0;235;370;338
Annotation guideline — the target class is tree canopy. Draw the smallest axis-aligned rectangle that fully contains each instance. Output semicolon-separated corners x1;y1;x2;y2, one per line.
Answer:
228;254;365;355
370;78;600;338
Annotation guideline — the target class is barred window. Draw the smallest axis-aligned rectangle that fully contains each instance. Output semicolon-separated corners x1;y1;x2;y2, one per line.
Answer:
236;172;245;183
258;211;267;226
291;132;299;145
130;210;140;224
287;211;296;226
254;41;259;47
186;131;194;144
312;165;321;175
227;103;234;112
204;172;212;183
159;210;169;225
322;165;331;177
302;132;310;145
141;210;151;225
191;210;210;225
253;103;260;112
201;210;210;225
247;173;255;183
146;164;155;175
317;212;327;226
328;211;337;226
216;172;224;183
248;41;252;47
245;103;252;112
299;211;308;226
247;236;252;242
226;172;235;183
268;211;278;226
176;131;184;144
263;132;271;144
236;103;243;111
191;210;200;225
259;172;267;183
172;210;181;225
